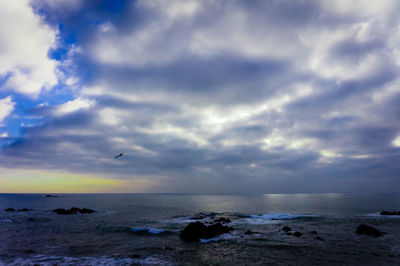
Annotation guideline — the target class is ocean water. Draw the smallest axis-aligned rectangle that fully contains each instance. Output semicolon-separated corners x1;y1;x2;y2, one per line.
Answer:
0;193;400;265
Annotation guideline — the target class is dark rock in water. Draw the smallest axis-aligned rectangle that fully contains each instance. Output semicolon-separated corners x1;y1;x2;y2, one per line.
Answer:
315;236;324;241
180;222;233;242
25;249;35;254
282;226;291;232
5;208;15;212
79;208;95;214
53;208;77;214
130;254;141;259
293;232;302;237
17;208;30;212
380;211;400;216
52;207;95;215
245;230;254;235
214;217;231;223
310;230;318;234
356;224;386;237
45;195;58;198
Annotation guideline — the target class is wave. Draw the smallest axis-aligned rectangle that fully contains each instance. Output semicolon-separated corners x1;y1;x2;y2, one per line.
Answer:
130;227;169;235
235;213;317;225
199;233;239;243
243;213;314;220
365;213;400;218
0;254;172;266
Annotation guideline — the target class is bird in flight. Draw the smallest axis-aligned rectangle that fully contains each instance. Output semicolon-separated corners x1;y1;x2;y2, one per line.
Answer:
115;153;123;158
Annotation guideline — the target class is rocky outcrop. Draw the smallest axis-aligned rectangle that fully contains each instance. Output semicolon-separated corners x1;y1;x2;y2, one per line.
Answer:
45;195;58;198
380;211;400;216
356;224;385;237
5;208;15;212
52;207;95;215
180;222;233;242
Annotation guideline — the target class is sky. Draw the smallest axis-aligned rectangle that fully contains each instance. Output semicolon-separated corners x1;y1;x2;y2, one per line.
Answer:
0;0;400;193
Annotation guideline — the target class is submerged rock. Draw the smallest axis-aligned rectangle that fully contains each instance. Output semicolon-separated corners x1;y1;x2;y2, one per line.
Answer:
5;208;15;212
380;211;400;216
17;208;30;212
45;195;58;198
180;222;233;242
310;230;318;234
282;226;291;232
245;230;254;235
315;236;324;241
293;232;302;237
52;207;95;215
356;224;386;237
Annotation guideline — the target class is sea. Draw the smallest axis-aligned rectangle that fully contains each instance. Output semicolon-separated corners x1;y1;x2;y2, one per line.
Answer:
0;193;400;265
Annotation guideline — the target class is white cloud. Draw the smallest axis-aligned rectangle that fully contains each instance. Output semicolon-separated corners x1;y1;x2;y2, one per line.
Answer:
55;97;94;115
89;0;301;68
393;136;400;147
320;0;397;18
0;0;58;97
0;96;15;124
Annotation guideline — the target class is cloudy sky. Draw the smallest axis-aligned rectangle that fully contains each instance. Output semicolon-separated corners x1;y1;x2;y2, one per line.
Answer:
0;0;399;193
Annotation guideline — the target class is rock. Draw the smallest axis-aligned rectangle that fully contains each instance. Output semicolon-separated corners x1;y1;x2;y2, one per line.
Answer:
282;226;291;232
380;211;400;216
356;224;386;237
130;254;141;259
180;222;233;242
293;232;302;237
45;195;58;198
315;236;324;241
79;208;95;214
52;207;95;215
214;217;231;223
52;208;77;214
310;230;318;234
5;208;15;212
245;230;254;235
17;208;30;212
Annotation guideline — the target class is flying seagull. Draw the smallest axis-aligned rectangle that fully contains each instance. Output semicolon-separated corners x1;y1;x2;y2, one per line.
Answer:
115;153;123;159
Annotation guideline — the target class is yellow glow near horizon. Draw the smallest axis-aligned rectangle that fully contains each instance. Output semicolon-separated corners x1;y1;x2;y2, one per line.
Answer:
0;168;148;193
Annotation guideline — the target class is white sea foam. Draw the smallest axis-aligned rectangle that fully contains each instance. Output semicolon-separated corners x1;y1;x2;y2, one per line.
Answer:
235;213;316;225
130;227;167;234
199;233;239;243
0;219;12;223
0;254;173;266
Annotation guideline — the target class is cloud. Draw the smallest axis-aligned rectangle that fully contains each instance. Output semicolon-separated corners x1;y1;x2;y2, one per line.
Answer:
0;0;60;98
0;96;15;125
1;0;400;193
